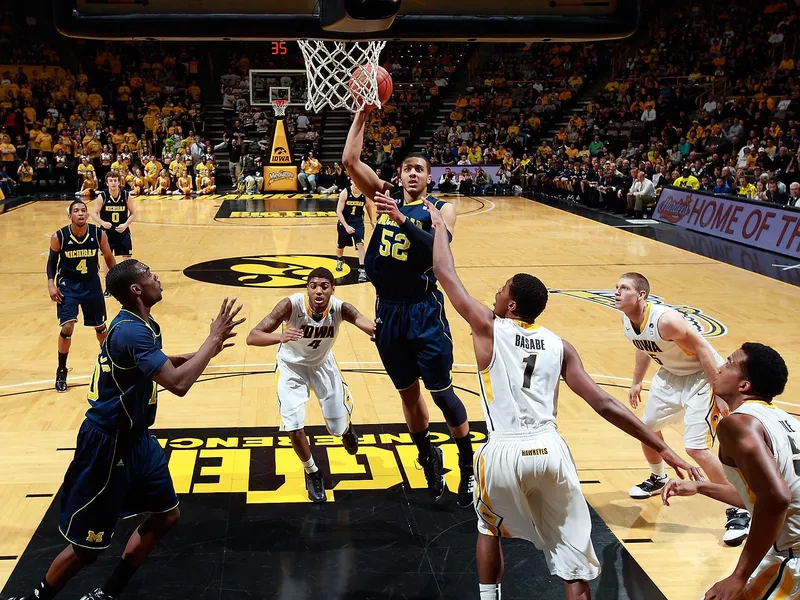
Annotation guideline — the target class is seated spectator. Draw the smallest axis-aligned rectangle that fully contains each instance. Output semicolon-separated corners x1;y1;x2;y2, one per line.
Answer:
299;151;321;195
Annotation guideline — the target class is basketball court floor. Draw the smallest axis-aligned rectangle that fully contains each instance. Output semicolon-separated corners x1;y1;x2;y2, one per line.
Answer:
0;192;798;599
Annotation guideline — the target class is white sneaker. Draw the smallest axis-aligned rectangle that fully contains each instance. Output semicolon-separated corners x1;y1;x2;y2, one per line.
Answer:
628;473;668;499
723;508;750;547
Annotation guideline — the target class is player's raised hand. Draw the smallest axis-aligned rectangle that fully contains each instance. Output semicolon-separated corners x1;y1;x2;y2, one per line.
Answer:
628;382;643;409
659;449;705;483
209;297;245;354
48;281;63;304
661;478;700;506
279;328;304;343
423;200;445;229
374;190;403;224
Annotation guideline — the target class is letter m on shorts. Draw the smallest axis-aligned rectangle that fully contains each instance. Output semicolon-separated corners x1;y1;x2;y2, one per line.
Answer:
86;530;104;543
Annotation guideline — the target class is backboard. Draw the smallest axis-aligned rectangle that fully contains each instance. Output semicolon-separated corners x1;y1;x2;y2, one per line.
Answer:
248;70;307;107
55;0;639;42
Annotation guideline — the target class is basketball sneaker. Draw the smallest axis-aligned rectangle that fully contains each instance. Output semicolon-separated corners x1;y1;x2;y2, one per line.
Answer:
628;473;667;499
342;425;359;455
55;367;68;393
723;508;751;547
79;589;117;600
336;259;344;272
358;269;367;283
419;446;445;503
457;464;475;508
305;470;327;503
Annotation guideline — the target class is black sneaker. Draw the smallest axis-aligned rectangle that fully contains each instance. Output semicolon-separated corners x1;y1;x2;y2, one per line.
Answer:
305;470;327;503
335;259;344;272
342;425;359;455
79;589;118;600
357;269;367;283
55;367;68;393
457;464;475;508
419;446;445;503
723;507;751;547
628;473;667;499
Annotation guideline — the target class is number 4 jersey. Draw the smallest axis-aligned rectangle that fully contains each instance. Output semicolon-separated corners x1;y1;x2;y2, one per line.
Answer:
56;224;102;281
478;318;564;433
276;293;344;367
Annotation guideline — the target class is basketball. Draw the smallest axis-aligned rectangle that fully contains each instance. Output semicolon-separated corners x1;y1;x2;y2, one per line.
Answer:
349;64;393;107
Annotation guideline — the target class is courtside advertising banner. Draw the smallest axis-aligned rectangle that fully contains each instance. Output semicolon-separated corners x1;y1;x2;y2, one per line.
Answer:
654;187;800;259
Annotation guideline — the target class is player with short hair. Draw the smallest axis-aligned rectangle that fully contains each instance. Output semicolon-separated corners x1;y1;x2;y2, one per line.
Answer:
246;267;375;502
426;200;702;600
343;106;475;507
615;272;751;545
92;171;136;260
335;176;375;283
48;199;116;392
9;260;244;600
662;343;796;600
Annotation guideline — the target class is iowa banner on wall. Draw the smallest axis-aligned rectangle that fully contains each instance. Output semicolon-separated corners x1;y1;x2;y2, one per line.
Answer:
654;186;800;259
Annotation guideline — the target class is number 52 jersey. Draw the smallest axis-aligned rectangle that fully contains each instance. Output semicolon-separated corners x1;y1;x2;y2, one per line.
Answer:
276;293;344;367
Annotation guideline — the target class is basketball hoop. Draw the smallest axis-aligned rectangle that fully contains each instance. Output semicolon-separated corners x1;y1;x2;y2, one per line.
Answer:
298;39;387;113
271;98;289;117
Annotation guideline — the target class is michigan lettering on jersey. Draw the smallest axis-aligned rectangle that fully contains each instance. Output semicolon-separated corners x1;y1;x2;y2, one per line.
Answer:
302;325;335;339
103;205;127;212
516;336;545;351
63;249;98;259
632;339;663;353
345;200;364;207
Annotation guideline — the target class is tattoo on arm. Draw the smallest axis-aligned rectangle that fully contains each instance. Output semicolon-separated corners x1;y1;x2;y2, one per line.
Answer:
257;298;292;332
341;302;360;324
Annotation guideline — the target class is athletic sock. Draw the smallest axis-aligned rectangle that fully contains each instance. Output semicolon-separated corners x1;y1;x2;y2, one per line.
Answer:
479;583;501;600
411;428;432;461
103;558;138;597
302;457;318;474
28;579;60;600
454;433;474;468
57;352;68;370
649;461;666;479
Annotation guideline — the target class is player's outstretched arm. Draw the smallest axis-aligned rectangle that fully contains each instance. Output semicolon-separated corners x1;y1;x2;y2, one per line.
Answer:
246;298;301;347
561;339;703;481
91;195;112;229
153;297;244;397
427;200;493;338
341;302;376;338
342;108;392;201
629;349;650;409
47;232;63;304
98;230;116;270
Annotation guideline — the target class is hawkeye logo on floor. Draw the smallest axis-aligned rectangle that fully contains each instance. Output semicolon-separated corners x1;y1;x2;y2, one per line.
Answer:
184;254;363;288
550;289;728;338
153;424;486;504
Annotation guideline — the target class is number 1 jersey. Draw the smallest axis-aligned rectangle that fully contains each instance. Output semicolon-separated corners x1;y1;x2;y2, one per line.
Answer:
477;319;564;433
276;293;344;367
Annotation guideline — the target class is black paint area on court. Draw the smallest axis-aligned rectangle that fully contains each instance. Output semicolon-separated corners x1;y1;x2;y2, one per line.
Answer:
215;196;340;219
2;424;665;600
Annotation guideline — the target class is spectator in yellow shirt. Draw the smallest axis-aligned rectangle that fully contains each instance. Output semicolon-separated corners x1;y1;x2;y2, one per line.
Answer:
673;168;700;190
299;151;322;195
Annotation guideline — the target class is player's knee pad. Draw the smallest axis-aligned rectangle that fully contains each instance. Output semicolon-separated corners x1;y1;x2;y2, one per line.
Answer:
431;388;467;427
60;329;72;340
71;544;101;565
95;324;107;335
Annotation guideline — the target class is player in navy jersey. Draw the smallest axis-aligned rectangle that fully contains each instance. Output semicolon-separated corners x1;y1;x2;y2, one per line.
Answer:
48;199;116;392
335;177;374;283
343;106;474;507
9;260;244;600
92;171;136;259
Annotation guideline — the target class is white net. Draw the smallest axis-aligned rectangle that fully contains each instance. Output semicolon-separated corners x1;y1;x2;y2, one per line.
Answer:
271;99;289;117
298;40;387;113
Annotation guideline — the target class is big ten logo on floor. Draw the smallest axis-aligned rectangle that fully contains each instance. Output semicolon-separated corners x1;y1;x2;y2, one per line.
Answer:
154;424;487;504
550;289;728;338
183;254;363;288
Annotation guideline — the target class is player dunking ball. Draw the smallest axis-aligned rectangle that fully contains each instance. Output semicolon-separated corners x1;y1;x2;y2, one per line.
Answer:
92;171;136;265
662;343;794;600
343;107;475;507
246;268;375;502
426;201;701;600
335;176;375;283
9;260;244;600
615;272;751;545
48;199;116;392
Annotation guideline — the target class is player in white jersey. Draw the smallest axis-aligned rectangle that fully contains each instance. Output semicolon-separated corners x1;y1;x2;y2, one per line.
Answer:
615;272;751;546
246;267;375;503
663;343;795;600
426;201;701;600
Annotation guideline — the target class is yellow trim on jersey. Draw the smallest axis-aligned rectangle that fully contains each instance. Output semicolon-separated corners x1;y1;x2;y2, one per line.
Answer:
477;453;511;537
68;224;91;245
632;302;652;335
404;199;424;206
513;320;540;331
479;370;494;405
432;294;453;343
742;399;778;409
741;562;781;599
774;566;796;600
304;295;331;320
731;467;757;505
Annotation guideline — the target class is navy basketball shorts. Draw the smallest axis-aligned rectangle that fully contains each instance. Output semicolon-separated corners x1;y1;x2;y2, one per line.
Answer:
57;278;107;328
59;420;179;550
106;228;132;256
375;289;454;392
337;222;365;249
